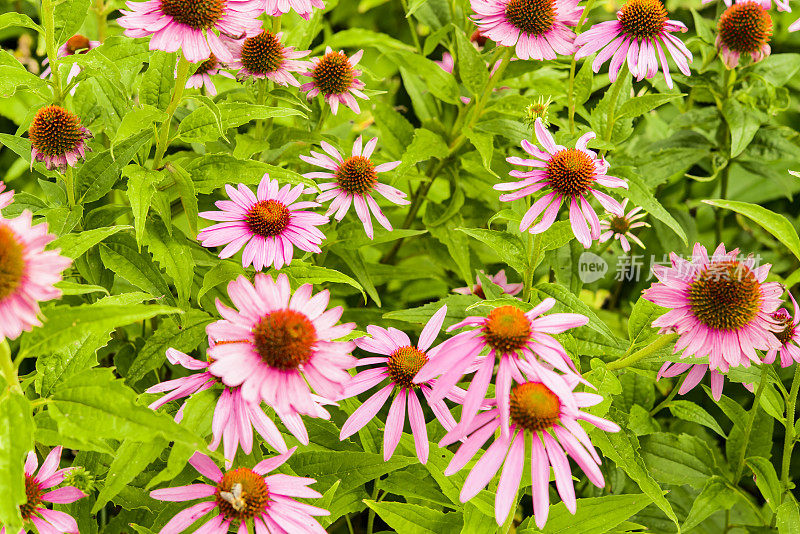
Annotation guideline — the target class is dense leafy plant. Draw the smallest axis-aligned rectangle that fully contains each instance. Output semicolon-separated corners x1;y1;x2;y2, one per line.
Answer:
1;0;800;532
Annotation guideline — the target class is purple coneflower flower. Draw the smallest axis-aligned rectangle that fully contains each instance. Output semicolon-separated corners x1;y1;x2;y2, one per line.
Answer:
300;48;367;115
763;292;800;367
28;105;91;169
453;269;523;298
185;54;234;95
264;0;324;19
494;118;628;248
301;137;408;239
598;199;648;252
716;0;773;68
224;31;309;85
41;35;100;92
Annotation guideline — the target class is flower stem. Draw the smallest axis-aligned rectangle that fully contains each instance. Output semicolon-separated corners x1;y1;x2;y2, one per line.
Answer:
650;374;686;416
523;232;543;302
256;78;267;139
366;485;380;534
781;365;800;494
0;340;20;393
63;165;76;207
41;0;63;103
606;333;679;371
152;54;191;169
93;0;108;42
733;364;769;482
567;0;595;133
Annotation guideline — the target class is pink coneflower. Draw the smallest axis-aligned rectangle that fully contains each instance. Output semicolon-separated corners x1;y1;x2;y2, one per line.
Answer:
763;292;800;367
224;31;309;84
264;0;324;19
656;361;727;400
453;269;523;298
598;199;648;252
150;449;328;533
574;0;692;89
716;0;773;68
197;174;328;271
185;54;234;96
470;0;582;60
146;346;289;464
41;35;100;91
300;137;408;239
206;273;356;422
0;212;71;341
1;447;85;534
117;0;262;63
300;48;367;115
339;306;461;463
28;105;91;170
415;299;588;438
441;370;619;528
0;181;13;210
643;243;783;376
494;118;628;248
701;0;789;10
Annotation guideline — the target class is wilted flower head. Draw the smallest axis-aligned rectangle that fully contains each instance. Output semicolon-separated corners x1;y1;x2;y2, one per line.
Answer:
28;105;91;170
574;0;692;89
523;95;553;128
224;31;310;85
300;48;367;115
716;0;773;68
185;54;234;96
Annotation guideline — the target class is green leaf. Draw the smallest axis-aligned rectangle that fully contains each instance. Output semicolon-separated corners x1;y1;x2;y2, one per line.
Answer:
622;170;688;246
383;294;480;329
535;283;617;341
0;12;43;33
140;51;176;110
456;228;525;275
35;326;113;397
321;28;415;52
396;129;449;176
0;66;50;98
681;476;738;531
54;281;109;296
750;54;800;87
49;368;203;447
198;261;244;301
690;8;714;43
640;432;717;489
364;500;461;534
21;302;181;356
125;310;212;384
627;297;666;344
463;127;495;175
702;199;800;262
332;248;381;305
54;0;91;45
777;499;800;534
92;438;165;512
178;104;305;143
289;450;416;492
167;162;200;237
0;393;34;531
277;262;365;296
668;400;726;438
747;457;781;512
186;154;314;194
111;106;166;159
722;99;764;158
454;28;488;97
77;130;155;203
143;220;195;306
517;493;653;534
573;59;594;107
99;233;174;302
50;225;131;259
618;93;684;120
390;50;462;104
123;165;158;248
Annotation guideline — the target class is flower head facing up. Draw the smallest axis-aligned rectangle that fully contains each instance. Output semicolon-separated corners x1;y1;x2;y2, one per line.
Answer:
226;31;309;85
197;175;328;271
454;269;523;298
14;447;86;533
495;119;628;248
0;212;71;341
599;199;648;252
763;292;800;367
643;243;782;374
28;105;91;169
340;306;460;463
574;0;692;89
151;449;329;533
301;48;367;114
716;1;772;68
415;298;589;439
264;0;324;19
301;137;408;239
441;373;619;528
471;0;582;60
206;273;356;421
117;0;262;63
185;54;234;96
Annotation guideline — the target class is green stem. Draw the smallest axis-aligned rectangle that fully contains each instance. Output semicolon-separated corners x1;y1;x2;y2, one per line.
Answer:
0;340;20;393
152;54;191;169
399;0;422;53
606;333;679;371
344;514;355;534
733;365;769;482
366;486;380;534
312;104;329;134
256;78;267;139
781;365;800;493
567;0;596;133
650;375;686;416
41;0;63;103
523;233;543;302
93;0;108;42
63;165;76;207
715;164;729;244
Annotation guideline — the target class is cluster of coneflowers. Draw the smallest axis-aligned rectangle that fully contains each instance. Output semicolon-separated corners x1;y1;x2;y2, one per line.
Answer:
6;0;800;531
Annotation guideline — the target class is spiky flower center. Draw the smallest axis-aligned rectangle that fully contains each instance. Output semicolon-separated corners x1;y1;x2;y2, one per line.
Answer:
65;35;91;54
482;305;531;353
618;0;668;40
504;0;556;36
196;54;218;75
241;31;285;74
0;225;25;301
509;382;561;432
387;346;428;389
246;200;290;237
21;475;43;520
772;309;794;345
28;105;85;157
253;309;317;370
688;261;761;331
311;51;354;95
546;148;596;196
336;156;378;195
718;2;772;54
215;468;269;522
160;0;225;30
609;215;630;234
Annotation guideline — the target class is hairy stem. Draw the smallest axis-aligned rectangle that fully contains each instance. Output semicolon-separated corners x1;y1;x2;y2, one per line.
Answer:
607;333;679;371
781;365;800;494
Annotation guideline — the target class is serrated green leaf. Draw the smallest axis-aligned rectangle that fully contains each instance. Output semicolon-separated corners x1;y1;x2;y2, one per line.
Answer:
0;393;34;531
747;456;781;511
668;400;726;437
517;493;653;534
178;104;305;143
92;438;165;512
364;500;461;534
